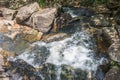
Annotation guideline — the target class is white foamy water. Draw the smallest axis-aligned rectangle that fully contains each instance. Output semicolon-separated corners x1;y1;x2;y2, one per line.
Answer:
16;30;107;72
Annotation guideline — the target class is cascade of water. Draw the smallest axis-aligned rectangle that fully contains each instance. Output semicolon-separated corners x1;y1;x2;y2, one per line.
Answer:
16;29;107;80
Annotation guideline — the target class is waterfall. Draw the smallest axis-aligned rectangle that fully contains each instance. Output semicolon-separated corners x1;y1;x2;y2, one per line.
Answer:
16;28;107;80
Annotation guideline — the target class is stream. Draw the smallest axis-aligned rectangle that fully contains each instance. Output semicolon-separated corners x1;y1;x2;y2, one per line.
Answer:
0;7;109;80
15;28;108;80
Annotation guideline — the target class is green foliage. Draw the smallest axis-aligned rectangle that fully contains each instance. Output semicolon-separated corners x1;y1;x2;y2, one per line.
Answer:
109;60;119;68
37;0;46;7
36;0;111;7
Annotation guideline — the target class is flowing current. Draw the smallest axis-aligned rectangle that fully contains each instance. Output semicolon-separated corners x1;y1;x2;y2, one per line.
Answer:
16;28;107;80
13;7;107;80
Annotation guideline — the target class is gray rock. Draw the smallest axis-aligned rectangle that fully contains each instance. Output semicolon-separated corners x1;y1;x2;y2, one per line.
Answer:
102;27;119;44
115;25;120;38
25;8;57;33
62;7;95;17
90;15;111;27
16;2;39;23
108;42;120;63
0;54;4;71
42;33;68;42
104;67;120;80
0;8;17;20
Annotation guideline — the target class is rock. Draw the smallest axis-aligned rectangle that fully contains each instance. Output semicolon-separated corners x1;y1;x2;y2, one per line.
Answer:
25;8;57;33
0;54;4;71
90;15;111;27
17;43;50;68
0;48;15;58
0;19;29;54
108;42;120;63
104;67;120;80
10;73;23;80
106;0;120;10
62;7;95;17
9;0;34;9
16;2;39;23
92;5;110;14
102;27;119;44
114;11;120;25
22;29;43;42
52;13;72;32
0;8;17;20
42;33;69;42
115;25;120;38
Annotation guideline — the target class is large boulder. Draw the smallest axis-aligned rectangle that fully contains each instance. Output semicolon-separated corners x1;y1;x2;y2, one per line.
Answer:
16;2;39;23
0;19;42;54
0;8;17;20
25;8;57;33
104;67;120;80
108;42;120;63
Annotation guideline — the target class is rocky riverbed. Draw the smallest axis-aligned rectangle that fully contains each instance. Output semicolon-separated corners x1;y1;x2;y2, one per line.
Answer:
0;1;120;80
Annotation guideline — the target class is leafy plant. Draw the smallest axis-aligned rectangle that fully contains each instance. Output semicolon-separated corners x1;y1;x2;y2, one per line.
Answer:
37;0;46;7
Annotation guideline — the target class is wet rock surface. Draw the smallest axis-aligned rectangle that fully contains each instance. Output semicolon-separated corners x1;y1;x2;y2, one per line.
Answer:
62;7;95;17
42;33;69;42
108;42;120;63
104;67;120;80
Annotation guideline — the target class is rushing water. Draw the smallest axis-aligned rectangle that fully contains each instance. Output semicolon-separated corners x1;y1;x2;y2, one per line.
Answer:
15;28;107;80
9;7;108;80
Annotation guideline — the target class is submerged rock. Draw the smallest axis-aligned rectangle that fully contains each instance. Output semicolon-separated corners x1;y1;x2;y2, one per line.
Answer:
92;4;110;14
9;59;42;80
108;42;120;63
52;13;72;32
25;8;57;33
16;2;39;23
104;67;120;80
42;33;69;42
62;7;95;17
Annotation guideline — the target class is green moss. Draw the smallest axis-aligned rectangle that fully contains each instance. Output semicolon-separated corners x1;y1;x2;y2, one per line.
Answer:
109;60;120;68
37;0;46;7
